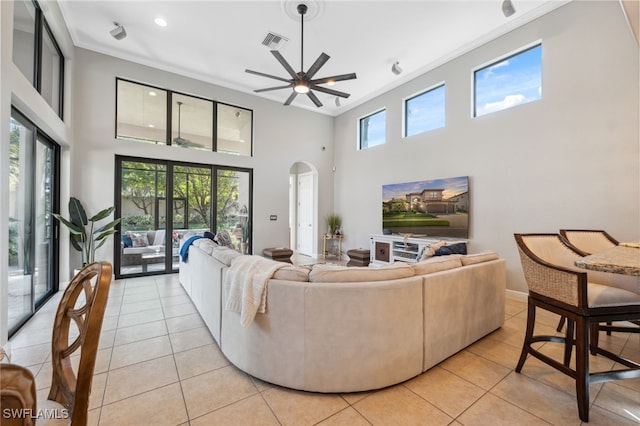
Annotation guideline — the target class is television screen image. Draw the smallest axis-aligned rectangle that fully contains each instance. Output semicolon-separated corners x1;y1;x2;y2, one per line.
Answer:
382;176;469;238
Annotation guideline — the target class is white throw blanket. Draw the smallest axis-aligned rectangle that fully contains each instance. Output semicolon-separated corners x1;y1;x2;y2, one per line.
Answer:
224;255;287;327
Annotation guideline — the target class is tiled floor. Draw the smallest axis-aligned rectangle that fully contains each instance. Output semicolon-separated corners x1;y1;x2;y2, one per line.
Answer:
7;271;640;425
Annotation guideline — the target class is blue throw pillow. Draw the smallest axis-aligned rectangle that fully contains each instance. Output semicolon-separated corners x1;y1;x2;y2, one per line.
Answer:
121;234;133;248
434;242;467;256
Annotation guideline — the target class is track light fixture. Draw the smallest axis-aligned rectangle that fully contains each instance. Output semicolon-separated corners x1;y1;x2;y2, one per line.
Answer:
391;61;403;75
334;97;341;107
501;0;516;17
110;22;127;40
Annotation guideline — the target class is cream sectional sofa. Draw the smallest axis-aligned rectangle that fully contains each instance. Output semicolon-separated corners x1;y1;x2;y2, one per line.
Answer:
179;239;506;393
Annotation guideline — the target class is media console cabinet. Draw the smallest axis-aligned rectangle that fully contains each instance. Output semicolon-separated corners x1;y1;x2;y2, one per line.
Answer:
369;234;466;266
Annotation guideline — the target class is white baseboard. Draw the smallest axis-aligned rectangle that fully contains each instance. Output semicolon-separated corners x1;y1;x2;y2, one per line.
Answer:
506;288;528;301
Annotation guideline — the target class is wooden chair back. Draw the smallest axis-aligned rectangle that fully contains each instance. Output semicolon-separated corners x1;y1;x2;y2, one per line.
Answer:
48;262;112;425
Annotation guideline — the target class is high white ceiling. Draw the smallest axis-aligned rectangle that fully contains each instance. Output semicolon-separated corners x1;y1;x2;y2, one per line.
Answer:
57;0;569;116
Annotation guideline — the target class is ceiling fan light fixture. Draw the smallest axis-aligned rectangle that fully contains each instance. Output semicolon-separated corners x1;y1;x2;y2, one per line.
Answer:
294;81;310;94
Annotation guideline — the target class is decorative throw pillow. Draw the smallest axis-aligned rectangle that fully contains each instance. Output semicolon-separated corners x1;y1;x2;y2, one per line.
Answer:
204;230;217;241
419;240;447;260
121;234;133;248
131;233;149;248
434;242;467;256
215;231;232;247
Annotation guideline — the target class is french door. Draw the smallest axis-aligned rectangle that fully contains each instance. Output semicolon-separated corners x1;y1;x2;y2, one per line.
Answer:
115;156;252;278
8;108;59;337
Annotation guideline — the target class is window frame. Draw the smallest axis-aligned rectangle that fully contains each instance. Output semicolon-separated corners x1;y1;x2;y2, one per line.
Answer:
115;78;254;157
358;108;387;150
403;82;446;138
12;0;65;119
472;41;542;118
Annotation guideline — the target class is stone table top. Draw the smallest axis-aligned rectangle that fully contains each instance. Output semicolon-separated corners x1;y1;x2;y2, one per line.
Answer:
574;245;640;277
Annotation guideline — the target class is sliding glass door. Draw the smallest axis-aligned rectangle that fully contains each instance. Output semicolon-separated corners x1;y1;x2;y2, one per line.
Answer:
115;157;252;278
8;109;59;336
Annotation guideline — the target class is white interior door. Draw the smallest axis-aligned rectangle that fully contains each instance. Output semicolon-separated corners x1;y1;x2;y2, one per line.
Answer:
297;172;314;255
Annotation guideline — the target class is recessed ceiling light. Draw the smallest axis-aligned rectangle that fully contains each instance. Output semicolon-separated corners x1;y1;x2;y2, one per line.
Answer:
148;124;155;128
154;17;167;27
148;91;156;96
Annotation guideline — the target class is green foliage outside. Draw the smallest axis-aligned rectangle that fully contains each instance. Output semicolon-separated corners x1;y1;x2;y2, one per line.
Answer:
383;211;450;227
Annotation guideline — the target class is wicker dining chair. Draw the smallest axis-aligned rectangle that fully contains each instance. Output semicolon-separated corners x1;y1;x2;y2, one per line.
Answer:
514;234;640;422
559;229;619;255
40;262;112;426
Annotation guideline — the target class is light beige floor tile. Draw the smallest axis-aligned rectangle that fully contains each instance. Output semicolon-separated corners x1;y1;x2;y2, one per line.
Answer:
440;349;511;390
353;385;451;426
190;394;280;426
89;372;108;410
163;302;197;319
169;326;214;353
181;365;258;419
262;385;348;426
593;381;640;422
250;375;275;392
34;362;53;391
9;342;50;366
116;308;164;328
405;366;485;418
121;291;159;305
339;390;373;405
466;336;522;369
585;403;640;425
161;294;191;307
100;315;119;332
99;383;188;426
504;298;527;317
317;406;371;426
103;355;179;404
165;313;205;334
457;392;550;426
174;343;229;380
98;329;116;350
113;320;168;346
491;372;583;425
119;298;162;315
109;335;172;369
87;408;100;426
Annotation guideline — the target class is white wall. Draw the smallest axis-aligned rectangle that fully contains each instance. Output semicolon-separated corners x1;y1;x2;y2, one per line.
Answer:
333;1;639;293
72;48;335;272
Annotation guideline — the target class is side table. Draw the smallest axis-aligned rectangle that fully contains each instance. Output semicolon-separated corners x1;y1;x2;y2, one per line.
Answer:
323;234;343;261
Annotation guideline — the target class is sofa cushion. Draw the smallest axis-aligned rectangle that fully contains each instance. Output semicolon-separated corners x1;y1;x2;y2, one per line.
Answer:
434;242;467;256
152;230;166;246
193;238;219;255
461;251;500;266
131;233;149;248
309;262;415;282
413;255;463;275
272;265;311;282
121;234;133;248
210;246;242;266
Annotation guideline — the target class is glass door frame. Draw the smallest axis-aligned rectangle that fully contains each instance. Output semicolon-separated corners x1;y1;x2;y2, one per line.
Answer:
114;156;253;279
8;107;60;338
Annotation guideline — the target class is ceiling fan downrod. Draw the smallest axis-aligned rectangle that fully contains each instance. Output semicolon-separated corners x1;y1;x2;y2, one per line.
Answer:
298;3;307;74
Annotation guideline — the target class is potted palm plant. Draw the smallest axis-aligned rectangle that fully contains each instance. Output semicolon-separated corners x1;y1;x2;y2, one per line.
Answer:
53;197;121;266
325;214;342;236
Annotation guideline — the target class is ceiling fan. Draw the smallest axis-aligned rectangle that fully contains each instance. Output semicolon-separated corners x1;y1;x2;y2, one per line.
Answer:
172;101;200;148
245;3;357;107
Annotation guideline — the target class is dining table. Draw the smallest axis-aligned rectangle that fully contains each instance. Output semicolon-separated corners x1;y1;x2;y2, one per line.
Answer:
574;243;640;277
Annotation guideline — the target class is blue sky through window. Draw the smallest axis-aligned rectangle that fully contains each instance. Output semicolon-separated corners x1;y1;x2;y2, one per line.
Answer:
405;84;445;137
475;44;542;117
360;109;386;149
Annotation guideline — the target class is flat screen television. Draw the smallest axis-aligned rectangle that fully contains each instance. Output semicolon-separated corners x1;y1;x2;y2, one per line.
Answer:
382;175;469;238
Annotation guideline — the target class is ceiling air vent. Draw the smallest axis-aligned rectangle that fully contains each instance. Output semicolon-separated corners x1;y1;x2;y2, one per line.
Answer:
262;32;288;50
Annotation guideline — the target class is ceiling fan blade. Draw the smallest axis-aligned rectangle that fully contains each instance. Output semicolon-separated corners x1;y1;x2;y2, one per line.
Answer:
305;53;330;79
245;69;292;84
284;91;298;106
310;85;351;98
271;51;298;80
254;84;294;93
307;91;323;107
310;73;358;85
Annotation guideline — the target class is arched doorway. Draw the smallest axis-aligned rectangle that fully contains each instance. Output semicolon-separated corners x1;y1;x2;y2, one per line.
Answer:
289;162;318;256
